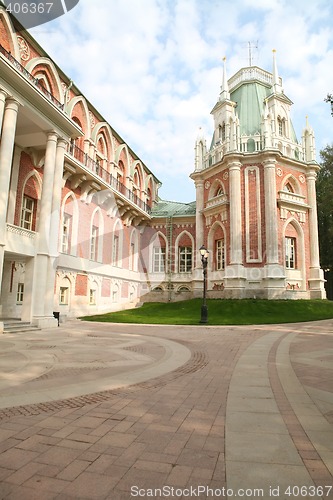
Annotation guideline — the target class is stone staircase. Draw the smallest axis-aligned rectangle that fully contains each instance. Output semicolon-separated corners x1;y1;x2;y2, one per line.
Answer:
1;319;41;334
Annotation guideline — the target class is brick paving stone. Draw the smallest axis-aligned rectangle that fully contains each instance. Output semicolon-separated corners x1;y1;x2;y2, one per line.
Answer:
116;442;147;467
166;464;193;486
56;459;90;481
84;453;117;473
176;448;219;469
61;471;119;498
97;430;137;448
22;474;69;493
5;485;59;500
133;459;173;474
56;439;91;451
0;448;39;470
34;446;83;467
5;461;45;485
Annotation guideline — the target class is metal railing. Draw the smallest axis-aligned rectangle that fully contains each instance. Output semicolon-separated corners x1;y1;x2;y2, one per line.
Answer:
0;43;64;111
67;142;151;214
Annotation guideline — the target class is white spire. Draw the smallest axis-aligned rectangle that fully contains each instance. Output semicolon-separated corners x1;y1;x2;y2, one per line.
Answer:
219;57;230;101
272;49;283;93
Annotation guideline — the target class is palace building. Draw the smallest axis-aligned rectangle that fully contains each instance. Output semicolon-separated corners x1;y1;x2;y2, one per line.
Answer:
0;6;326;330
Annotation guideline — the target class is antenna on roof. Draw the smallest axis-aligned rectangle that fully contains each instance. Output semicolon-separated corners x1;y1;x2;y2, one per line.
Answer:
248;41;258;66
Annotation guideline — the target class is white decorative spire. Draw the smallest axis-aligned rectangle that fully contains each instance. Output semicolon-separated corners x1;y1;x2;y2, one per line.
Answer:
195;127;207;171
302;115;316;162
272;49;283;94
219;57;230;101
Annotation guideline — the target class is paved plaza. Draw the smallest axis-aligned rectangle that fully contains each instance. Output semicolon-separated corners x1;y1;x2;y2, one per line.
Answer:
0;318;332;499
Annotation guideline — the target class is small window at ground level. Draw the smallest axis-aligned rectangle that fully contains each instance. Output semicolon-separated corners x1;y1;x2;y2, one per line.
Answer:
59;287;69;305
89;289;96;305
17;283;24;303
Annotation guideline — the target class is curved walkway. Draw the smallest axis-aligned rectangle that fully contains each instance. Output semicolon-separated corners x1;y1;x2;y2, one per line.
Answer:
0;319;331;499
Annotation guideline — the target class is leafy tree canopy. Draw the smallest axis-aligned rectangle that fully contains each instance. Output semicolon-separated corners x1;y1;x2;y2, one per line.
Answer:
324;94;333;116
317;144;333;270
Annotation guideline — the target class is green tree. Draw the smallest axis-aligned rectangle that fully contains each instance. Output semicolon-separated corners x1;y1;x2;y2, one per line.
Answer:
324;94;333;116
317;145;333;283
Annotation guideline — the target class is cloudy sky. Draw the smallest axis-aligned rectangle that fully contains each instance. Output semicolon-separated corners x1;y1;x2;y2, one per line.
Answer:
30;0;333;203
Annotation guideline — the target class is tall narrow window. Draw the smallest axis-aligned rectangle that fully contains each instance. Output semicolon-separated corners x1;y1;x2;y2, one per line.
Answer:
20;196;34;230
113;235;119;266
216;239;225;270
62;214;71;254
89;288;96;305
90;226;98;260
153;247;166;273
179;246;192;273
59;287;69;305
16;283;24;303
221;123;226;141
130;242;135;271
278;117;285;136
285;237;296;269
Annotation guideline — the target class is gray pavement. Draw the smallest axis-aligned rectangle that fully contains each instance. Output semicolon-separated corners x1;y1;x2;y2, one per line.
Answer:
0;319;332;499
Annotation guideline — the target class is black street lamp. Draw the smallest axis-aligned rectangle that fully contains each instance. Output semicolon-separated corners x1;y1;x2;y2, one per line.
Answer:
199;245;209;324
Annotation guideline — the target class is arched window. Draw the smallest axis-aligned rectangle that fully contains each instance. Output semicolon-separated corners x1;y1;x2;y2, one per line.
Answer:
215;238;225;270
19;173;40;231
277;117;286;136
215;186;224;197
283;183;294;193
112;221;123;267
152;234;167;273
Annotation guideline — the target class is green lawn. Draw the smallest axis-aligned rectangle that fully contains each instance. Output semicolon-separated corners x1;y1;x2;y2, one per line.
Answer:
80;298;333;325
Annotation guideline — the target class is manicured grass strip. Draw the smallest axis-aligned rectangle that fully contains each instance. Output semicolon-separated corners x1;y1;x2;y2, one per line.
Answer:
80;298;333;325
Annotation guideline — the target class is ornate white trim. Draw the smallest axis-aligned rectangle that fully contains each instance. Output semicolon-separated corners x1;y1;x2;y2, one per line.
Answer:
6;223;35;239
17;35;30;61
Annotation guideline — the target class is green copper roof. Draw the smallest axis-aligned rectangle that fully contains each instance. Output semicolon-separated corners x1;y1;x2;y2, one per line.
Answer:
231;82;270;136
151;199;196;218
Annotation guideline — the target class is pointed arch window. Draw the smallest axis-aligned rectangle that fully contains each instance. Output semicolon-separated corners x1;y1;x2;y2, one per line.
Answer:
216;239;225;270
20;196;34;230
90;226;98;261
179;246;192;273
283;183;294;193
61;214;72;254
278;117;286;136
285;237;296;269
215;186;224;197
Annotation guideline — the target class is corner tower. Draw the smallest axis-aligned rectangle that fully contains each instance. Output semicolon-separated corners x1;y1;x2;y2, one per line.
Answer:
191;51;326;299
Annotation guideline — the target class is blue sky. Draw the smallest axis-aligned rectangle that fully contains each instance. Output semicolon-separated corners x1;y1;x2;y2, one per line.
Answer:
30;0;333;203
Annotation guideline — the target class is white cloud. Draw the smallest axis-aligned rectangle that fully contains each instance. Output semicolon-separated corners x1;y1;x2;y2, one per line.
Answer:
30;0;333;202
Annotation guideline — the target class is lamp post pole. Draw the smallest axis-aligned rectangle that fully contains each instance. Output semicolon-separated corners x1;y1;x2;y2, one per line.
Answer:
199;245;209;324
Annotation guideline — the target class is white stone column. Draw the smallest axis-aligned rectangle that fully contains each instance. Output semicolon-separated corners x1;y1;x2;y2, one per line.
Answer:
6;146;22;225
32;132;58;326
263;159;279;264
229;161;242;264
306;166;326;297
263;158;285;296
307;169;320;268
46;139;67;319
49;138;67;256
0;98;20;299
224;160;245;297
0;98;20;240
195;179;205;261
0;89;8;133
